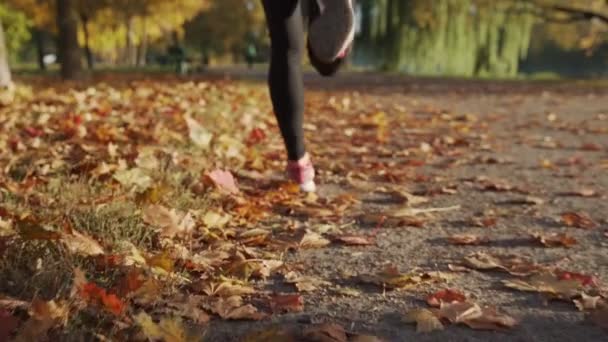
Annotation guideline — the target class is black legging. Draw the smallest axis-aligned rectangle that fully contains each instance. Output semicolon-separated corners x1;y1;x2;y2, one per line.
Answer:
262;0;306;161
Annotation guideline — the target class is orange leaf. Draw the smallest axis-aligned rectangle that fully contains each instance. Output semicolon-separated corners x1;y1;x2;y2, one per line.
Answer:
332;234;375;246
561;212;598;229
79;282;125;316
270;294;304;313
426;289;467;307
555;270;597;287
448;234;486;246
204;169;240;195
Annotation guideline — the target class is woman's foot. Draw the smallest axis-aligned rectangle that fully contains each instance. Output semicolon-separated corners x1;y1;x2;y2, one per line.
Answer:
286;153;316;192
307;0;355;76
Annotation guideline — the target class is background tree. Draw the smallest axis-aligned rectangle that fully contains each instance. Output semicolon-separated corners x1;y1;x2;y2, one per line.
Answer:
57;0;82;79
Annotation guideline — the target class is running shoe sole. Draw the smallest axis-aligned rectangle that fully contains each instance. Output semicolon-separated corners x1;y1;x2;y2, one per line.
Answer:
308;0;355;63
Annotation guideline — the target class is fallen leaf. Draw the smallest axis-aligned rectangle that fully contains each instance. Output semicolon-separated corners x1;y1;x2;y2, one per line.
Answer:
503;273;581;299
574;293;604;311
390;205;460;218
359;266;453;290
142;205;195;238
299;231;331;249
561;212;598;229
201;280;255;297
211;296;266;320
448;234;486;246
436;302;482;323
204;169;240;195
61;229;105;256
462;307;518;331
426;289;467;307
555;270;598;287
403;308;444;333
302;323;348;342
270;294;304;313
113;168;152;191
134;311;187;342
184;114;213;148
332;234;375;246
284;272;331;292
558;188;598;197
464;252;544;276
532;233;577;248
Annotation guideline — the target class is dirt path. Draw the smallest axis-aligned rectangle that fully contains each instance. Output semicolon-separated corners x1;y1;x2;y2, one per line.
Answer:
205;75;608;341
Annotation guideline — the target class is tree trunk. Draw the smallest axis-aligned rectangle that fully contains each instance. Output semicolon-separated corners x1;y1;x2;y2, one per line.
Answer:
57;0;83;79
125;17;137;66
34;29;47;71
0;18;14;105
136;18;148;67
81;14;94;70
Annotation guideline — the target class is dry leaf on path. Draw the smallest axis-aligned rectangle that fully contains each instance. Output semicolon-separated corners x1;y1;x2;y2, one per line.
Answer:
211;296;266;320
284;271;331;292
464;252;544;276
574;293;604;311
390;205;460;218
270;294;304;314
436;302;482;323
134;311;187;342
184;114;213;148
532;233;577;248
561;212;598;229
448;234;487;245
142;205;195;238
61;229;105;256
332;234;376;246
403;308;444;333
503;273;581;299
299;231;331;249
427;289;467;307
359;266;453;290
204;169;240;195
462;307;518;331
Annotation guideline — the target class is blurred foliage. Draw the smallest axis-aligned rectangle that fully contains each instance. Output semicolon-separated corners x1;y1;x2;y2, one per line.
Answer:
0;3;31;60
0;0;606;76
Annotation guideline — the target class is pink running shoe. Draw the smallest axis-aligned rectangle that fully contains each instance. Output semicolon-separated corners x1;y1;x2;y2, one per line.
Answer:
286;153;316;192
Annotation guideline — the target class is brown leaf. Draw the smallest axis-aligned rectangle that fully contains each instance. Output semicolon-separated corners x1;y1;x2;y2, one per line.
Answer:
302;323;348;342
403;308;444;333
284;271;331;292
462;307;518;331
426;289;467;307
503;273;582;299
574;293;604;311
448;234;486;246
204;169;240;195
558;188;598;197
532;233;577;248
436;302;482;323
561;212;598;229
211;296;266;320
61;229;105;256
359;266;454;290
470;216;497;228
299;231;331;249
332;234;375;246
270;294;304;314
463;252;544;276
134;312;188;342
142;205;195;238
